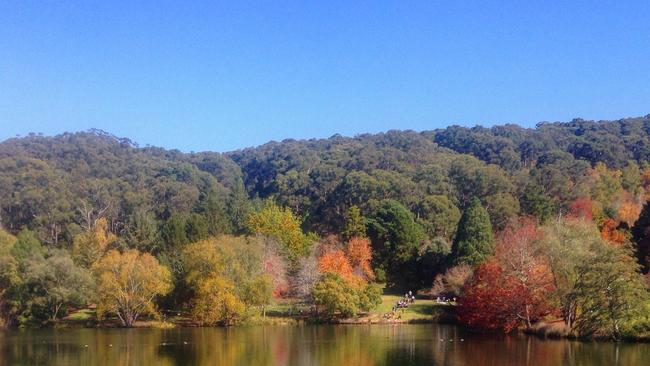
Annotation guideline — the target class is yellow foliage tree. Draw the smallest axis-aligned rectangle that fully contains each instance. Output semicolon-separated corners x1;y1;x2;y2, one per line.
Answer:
73;218;118;267
247;201;315;262
92;249;172;327
183;236;273;323
182;239;226;287
192;275;245;326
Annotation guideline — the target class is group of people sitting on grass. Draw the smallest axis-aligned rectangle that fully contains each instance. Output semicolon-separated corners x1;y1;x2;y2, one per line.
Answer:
384;291;416;319
435;296;456;303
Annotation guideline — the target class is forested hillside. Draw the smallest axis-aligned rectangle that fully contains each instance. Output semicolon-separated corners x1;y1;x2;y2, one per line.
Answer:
4;115;650;245
232;115;650;234
1;115;650;336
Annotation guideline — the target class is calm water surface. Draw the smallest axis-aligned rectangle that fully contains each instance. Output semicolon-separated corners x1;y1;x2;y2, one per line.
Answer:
1;324;648;366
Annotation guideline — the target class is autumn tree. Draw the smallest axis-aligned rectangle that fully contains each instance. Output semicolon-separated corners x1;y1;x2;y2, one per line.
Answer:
260;237;289;297
458;262;520;331
247;201;315;262
617;195;641;227
600;219;627;245
431;264;473;298
93;249;172;327
183;236;274;323
346;237;374;281
493;218;556;327
317;248;360;285
193;276;245;326
293;254;320;299
311;273;381;318
567;197;595;222
72;218;117;268
452;197;494;265
458;218;556;331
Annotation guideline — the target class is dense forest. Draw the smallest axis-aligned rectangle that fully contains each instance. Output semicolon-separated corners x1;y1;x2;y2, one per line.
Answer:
1;116;650;338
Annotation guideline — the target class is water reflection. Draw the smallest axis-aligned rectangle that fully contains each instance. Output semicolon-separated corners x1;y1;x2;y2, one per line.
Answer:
1;324;648;366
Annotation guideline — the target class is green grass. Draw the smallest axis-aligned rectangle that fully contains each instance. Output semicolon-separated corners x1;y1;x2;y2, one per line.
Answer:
367;294;448;322
57;291;454;327
65;308;95;321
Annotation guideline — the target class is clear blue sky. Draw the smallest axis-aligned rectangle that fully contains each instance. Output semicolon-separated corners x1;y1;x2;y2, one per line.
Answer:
1;1;649;152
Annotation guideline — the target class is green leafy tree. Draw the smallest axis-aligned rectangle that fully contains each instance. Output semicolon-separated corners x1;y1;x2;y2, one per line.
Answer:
415;195;461;241
451;197;494;265
539;218;605;330
160;213;189;250
621;161;641;194
241;275;273;317
312;273;381;318
186;213;209;243
123;210;160;253
573;244;649;339
484;193;520;230
22;249;94;321
11;229;45;263
366;200;426;286
632;201;650;273
198;190;233;236
343;205;366;240
312;273;361;318
357;283;382;312
520;183;555;223
0;230;19;327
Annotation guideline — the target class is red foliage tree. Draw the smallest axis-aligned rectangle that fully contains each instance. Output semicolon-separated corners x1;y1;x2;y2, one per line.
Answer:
263;248;289;297
458;218;557;331
457;261;520;331
568;197;594;222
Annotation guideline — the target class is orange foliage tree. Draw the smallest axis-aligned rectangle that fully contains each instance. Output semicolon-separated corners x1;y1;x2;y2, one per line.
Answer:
458;218;557;331
317;249;357;284
346;237;374;281
600;219;626;245
317;236;376;286
617;200;641;227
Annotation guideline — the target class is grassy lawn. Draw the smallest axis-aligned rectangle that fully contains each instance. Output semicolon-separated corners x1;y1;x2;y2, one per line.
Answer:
363;294;452;322
262;290;453;324
64;308;95;322
57;291;454;327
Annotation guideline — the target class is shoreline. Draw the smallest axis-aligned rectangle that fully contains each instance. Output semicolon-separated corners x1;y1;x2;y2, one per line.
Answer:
6;299;649;343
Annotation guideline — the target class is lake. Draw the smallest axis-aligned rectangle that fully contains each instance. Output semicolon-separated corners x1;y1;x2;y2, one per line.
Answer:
1;324;648;365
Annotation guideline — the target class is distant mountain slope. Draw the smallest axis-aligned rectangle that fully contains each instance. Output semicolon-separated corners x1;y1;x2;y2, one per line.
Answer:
0;114;648;244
